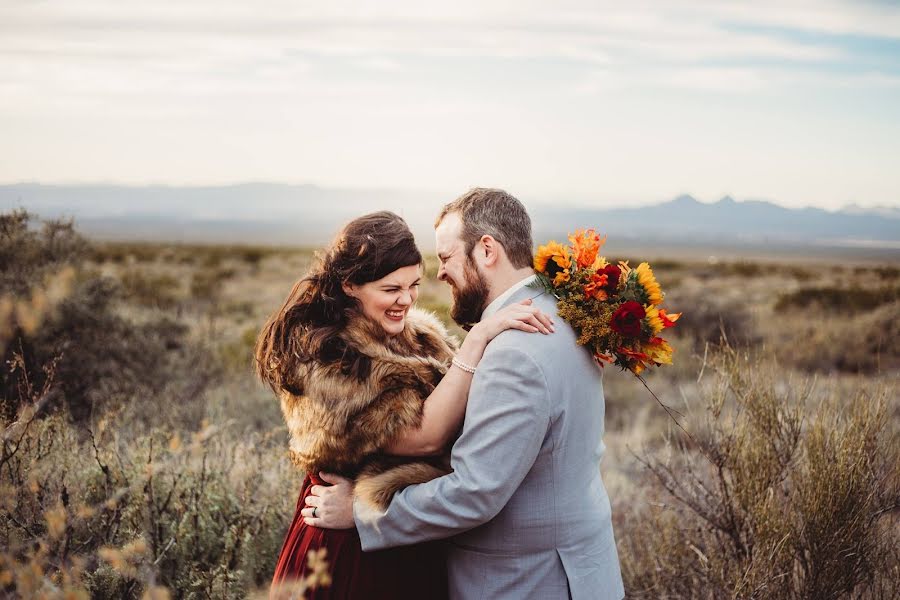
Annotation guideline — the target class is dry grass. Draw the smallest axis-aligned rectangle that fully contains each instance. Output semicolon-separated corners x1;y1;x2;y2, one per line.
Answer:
617;347;898;599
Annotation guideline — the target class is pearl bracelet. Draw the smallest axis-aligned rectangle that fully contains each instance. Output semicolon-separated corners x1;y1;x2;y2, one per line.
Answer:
451;356;477;374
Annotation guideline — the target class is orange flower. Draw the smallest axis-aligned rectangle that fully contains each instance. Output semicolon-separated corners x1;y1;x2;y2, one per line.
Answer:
593;352;614;367
583;272;609;300
617;346;650;361
568;229;606;269
659;309;681;328
617;346;651;374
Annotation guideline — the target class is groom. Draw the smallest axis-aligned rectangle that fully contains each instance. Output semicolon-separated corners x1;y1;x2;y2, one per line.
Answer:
304;188;624;599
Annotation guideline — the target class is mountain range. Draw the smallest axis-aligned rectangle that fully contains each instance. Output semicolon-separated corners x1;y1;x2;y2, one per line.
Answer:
2;183;897;257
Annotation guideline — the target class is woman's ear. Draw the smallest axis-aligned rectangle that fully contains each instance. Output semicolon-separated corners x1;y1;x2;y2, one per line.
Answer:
341;282;356;298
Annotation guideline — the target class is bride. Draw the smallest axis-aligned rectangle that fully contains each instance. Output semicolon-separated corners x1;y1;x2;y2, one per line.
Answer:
255;211;552;599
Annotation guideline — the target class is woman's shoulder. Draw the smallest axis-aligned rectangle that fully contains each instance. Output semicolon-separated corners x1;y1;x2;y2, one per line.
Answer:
341;307;458;362
404;306;448;335
297;308;455;387
403;308;459;357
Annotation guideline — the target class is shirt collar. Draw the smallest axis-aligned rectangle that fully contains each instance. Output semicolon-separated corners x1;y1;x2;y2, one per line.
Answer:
480;273;539;321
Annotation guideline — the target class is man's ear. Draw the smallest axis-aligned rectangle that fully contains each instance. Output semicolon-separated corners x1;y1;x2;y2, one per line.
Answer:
479;235;500;267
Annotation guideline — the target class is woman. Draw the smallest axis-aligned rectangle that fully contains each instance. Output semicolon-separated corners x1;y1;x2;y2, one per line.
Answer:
255;211;552;599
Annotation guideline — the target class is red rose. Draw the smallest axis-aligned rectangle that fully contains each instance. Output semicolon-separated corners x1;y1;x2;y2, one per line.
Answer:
600;264;621;291
610;301;645;337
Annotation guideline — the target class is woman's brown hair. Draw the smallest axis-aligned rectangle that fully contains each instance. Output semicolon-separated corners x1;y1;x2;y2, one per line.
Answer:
255;211;422;394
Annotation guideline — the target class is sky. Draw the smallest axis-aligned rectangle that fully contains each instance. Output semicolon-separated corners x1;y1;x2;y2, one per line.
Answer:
2;0;899;210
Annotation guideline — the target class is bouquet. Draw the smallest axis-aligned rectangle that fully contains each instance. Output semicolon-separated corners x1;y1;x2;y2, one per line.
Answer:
532;229;681;376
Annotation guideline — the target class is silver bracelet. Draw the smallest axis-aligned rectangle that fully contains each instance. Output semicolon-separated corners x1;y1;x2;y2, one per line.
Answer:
451;356;477;374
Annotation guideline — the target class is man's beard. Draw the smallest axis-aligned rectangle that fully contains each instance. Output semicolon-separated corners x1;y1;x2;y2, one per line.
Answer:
449;257;490;330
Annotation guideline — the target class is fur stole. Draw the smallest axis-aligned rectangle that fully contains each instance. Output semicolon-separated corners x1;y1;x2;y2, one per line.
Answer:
279;308;459;510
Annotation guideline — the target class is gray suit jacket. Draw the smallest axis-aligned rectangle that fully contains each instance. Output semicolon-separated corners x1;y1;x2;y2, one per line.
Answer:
354;286;625;600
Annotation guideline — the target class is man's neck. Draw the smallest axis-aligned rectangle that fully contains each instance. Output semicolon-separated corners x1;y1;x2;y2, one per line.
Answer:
484;267;538;307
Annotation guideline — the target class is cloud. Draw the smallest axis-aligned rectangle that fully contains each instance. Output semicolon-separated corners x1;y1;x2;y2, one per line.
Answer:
2;0;899;210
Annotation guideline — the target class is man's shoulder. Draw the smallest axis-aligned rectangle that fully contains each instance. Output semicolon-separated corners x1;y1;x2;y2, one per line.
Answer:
484;292;580;364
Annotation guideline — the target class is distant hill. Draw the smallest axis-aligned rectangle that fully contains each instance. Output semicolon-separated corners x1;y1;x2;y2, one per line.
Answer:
0;182;445;246
2;184;898;258
536;194;900;245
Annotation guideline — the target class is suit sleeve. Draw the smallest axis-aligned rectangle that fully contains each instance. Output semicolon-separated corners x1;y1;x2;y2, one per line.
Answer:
354;342;550;550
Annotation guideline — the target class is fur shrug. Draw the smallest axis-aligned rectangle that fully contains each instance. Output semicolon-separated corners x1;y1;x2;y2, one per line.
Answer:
279;308;459;510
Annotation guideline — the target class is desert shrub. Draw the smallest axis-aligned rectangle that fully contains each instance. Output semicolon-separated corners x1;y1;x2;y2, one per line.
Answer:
190;267;236;304
619;347;899;599
783;265;814;281
1;211;217;425
93;242;302;271
854;265;899;281
217;326;259;374
722;260;765;278
232;246;291;266
221;299;256;319
776;301;900;374
775;285;899;314
4;272;216;425
1;403;300;598
872;265;899;280
0;209;87;297
90;242;164;265
670;297;759;349
120;269;183;309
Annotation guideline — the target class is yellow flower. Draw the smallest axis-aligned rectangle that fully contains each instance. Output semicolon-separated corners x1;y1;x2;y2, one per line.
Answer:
591;255;610;270
644;337;674;365
635;262;663;305
552;269;571;286
533;241;572;286
534;241;566;272
644;305;665;335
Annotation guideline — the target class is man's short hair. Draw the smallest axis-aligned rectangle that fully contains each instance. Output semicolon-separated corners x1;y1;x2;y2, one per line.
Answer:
435;188;534;269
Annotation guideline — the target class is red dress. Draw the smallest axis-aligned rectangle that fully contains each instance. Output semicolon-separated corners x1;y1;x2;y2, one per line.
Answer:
270;474;448;599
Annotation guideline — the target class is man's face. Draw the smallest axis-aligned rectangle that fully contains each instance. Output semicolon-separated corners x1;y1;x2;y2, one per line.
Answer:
435;213;490;329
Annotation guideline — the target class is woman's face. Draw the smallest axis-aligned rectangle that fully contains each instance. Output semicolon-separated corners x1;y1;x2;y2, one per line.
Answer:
344;264;421;336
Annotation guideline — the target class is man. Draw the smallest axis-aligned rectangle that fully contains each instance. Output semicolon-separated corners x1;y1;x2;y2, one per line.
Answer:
303;188;624;599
